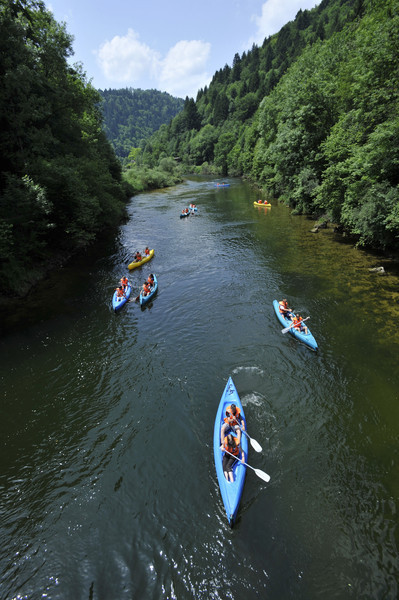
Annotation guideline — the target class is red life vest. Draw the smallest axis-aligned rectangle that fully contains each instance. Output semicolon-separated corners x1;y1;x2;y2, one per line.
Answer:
116;287;124;297
223;436;239;456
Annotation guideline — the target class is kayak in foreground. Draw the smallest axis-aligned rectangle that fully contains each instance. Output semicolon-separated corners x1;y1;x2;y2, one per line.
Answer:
213;377;248;527
128;249;154;271
112;283;131;312
140;274;158;306
273;299;318;350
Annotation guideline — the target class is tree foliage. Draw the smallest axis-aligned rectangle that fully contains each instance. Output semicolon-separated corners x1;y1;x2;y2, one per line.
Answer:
0;0;131;295
140;0;399;251
99;88;184;158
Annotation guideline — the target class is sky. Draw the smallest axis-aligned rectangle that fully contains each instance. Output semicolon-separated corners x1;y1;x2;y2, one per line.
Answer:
46;0;318;99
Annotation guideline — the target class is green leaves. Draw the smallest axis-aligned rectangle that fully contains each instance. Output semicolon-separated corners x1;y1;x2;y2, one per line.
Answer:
0;1;130;294
99;89;185;158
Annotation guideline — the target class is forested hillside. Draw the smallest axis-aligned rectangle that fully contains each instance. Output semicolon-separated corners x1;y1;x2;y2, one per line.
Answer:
140;0;399;252
0;0;132;297
99;88;184;158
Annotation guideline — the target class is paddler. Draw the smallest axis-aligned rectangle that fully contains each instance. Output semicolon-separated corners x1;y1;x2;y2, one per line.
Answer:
279;298;293;319
115;285;125;298
120;276;129;290
220;403;245;444
221;433;245;482
292;313;308;334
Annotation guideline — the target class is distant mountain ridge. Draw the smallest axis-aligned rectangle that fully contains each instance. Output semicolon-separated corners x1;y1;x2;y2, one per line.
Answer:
98;88;185;158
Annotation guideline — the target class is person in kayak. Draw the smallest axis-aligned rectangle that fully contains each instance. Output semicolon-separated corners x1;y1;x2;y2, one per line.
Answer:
279;298;293;320
221;433;245;482
147;274;154;287
142;281;151;296
144;247;150;256
134;251;142;262
115;285;126;298
220;403;245;444
120;276;129;290
292;314;308;334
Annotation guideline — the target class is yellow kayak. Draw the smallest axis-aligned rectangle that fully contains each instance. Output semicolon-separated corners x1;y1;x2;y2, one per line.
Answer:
128;249;154;270
254;201;271;207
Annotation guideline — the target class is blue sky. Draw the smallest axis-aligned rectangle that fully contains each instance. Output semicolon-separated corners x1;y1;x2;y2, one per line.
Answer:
46;0;318;99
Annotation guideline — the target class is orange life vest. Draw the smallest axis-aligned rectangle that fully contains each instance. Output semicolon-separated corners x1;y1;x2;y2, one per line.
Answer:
116;288;124;297
143;283;151;294
121;277;128;287
224;405;241;426
147;276;154;285
223;436;240;456
293;317;302;329
279;300;288;314
144;248;150;255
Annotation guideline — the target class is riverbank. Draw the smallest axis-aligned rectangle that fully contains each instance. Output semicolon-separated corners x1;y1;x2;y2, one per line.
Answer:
0;167;183;306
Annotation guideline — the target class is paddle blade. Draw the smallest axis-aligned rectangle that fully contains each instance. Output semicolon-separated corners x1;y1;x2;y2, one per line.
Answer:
254;468;270;483
281;324;293;334
250;438;263;453
281;316;309;334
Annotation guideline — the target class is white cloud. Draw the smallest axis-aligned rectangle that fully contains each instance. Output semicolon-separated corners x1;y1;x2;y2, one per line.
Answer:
96;28;160;83
250;0;317;46
95;31;211;98
159;40;212;98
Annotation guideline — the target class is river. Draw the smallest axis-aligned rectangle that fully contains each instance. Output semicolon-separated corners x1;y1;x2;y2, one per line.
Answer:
1;176;398;600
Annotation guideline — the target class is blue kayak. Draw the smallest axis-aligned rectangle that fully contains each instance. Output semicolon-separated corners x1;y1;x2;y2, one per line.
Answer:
140;274;158;306
213;377;248;527
273;299;318;350
180;211;190;218
214;183;230;188
112;283;131;312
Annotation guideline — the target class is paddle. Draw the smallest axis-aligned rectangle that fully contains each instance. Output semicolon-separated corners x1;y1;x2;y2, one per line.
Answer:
236;424;262;453
222;448;270;483
282;316;309;334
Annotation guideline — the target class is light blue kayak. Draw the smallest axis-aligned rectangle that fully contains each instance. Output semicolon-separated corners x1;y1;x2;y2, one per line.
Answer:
112;284;131;312
213;377;248;527
140;274;158;306
273;299;318;350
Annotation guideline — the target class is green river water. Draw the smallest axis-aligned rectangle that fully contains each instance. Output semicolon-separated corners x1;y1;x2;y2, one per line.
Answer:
0;176;398;600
